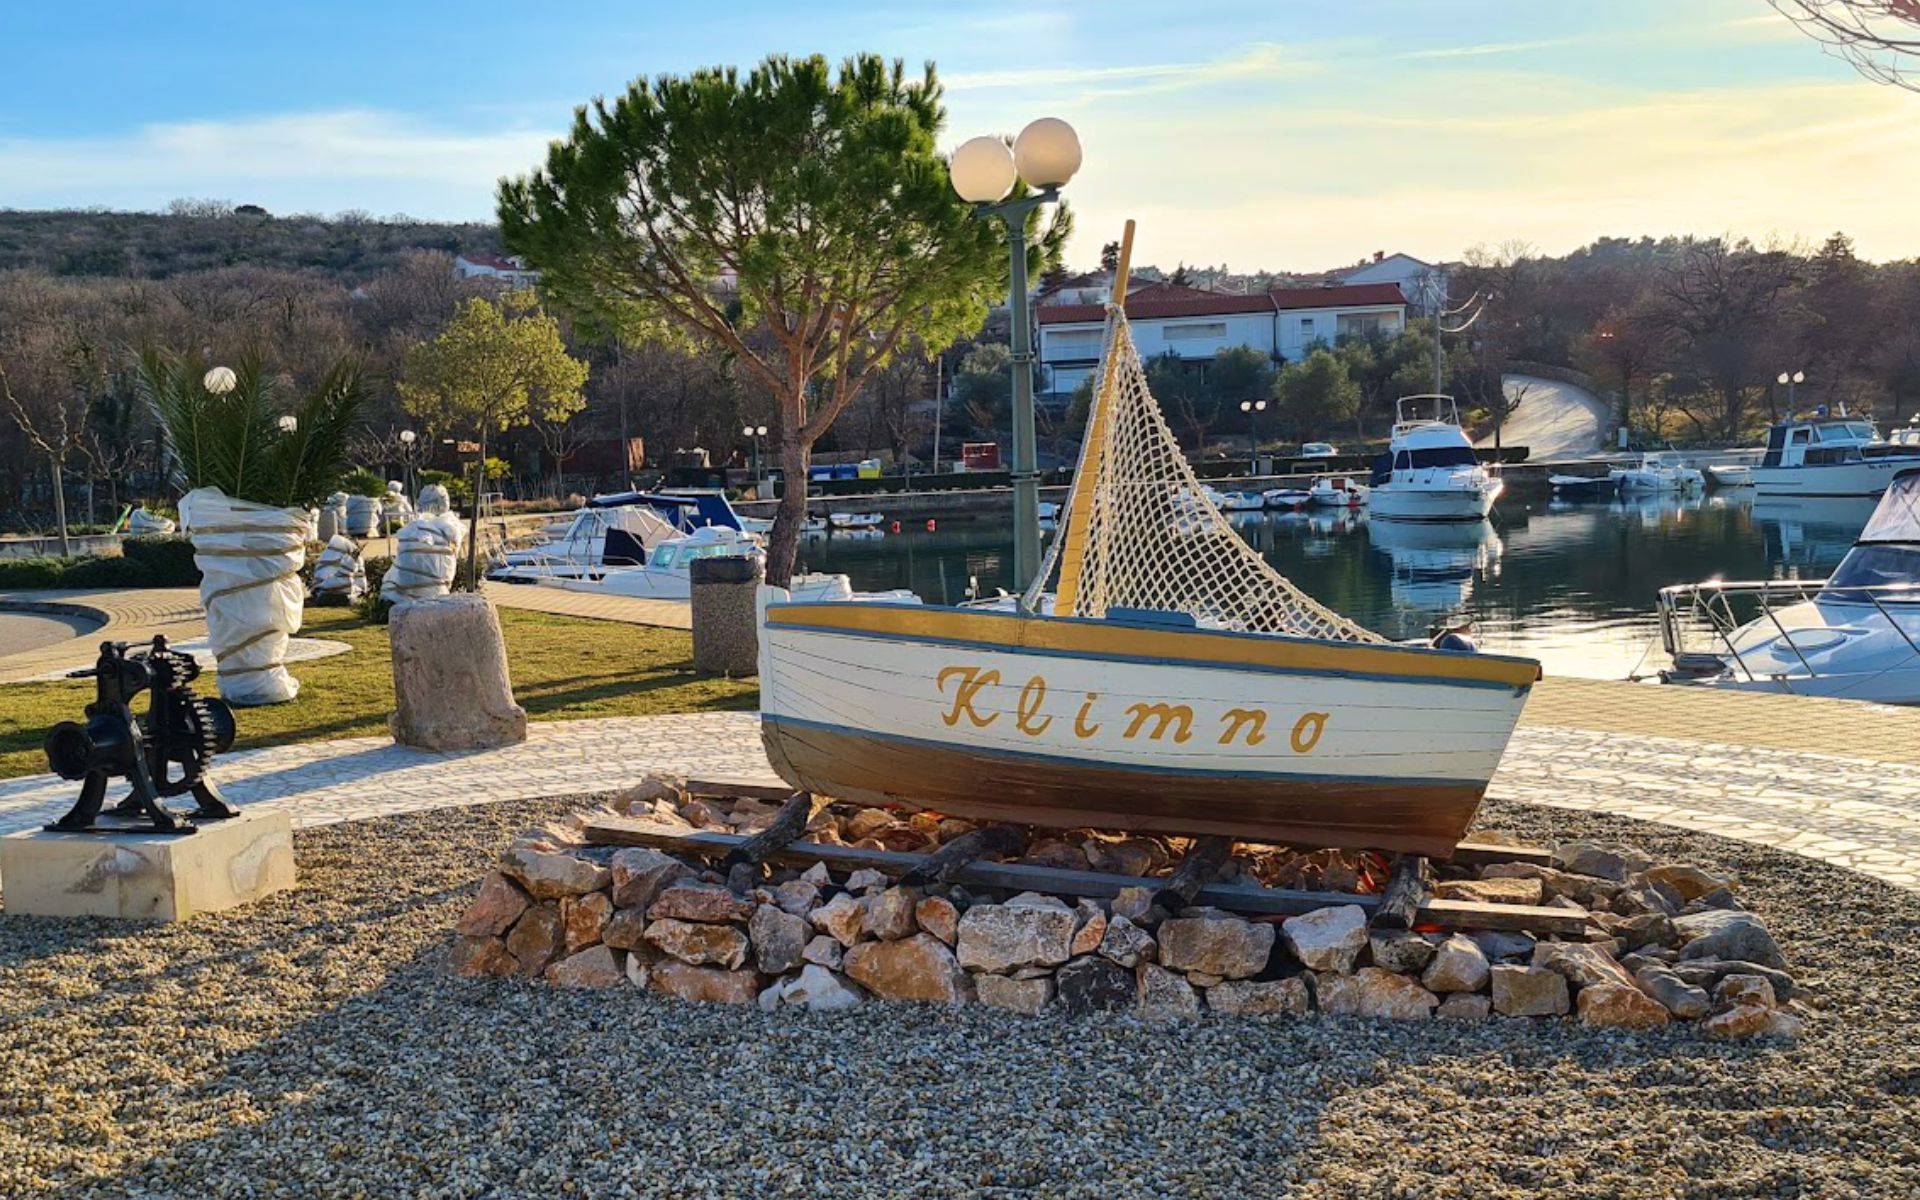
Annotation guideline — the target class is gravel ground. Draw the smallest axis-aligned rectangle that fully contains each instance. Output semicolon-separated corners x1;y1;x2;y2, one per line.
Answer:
3;795;1919;1199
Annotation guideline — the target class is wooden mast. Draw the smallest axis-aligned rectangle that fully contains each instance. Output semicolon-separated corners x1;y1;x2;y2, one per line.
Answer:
1051;219;1135;615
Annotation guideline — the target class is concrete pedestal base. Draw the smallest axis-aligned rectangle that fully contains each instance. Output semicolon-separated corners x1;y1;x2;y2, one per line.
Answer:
0;810;296;921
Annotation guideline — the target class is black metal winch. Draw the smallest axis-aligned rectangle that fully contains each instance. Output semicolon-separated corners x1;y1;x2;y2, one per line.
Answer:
43;636;239;835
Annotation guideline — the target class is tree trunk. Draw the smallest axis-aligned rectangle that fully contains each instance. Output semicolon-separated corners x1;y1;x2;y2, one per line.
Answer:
50;458;70;557
466;429;486;592
766;429;810;588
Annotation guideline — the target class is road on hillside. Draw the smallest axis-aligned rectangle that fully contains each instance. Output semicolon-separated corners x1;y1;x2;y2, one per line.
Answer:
1475;374;1613;459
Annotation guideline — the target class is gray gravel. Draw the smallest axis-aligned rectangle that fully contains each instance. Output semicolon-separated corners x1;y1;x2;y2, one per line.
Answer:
3;794;1919;1199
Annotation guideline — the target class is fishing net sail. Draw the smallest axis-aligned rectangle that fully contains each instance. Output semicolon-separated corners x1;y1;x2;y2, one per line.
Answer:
1026;302;1384;644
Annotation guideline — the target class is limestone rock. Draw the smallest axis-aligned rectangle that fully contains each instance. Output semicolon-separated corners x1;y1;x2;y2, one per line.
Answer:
545;944;625;989
609;848;693;911
1111;885;1156;924
1056;956;1135;1013
800;861;831;885
1282;905;1368;974
1576;982;1670;1029
457;872;531;937
650;959;760;1006
762;963;868;1012
1420;934;1491;994
1070;900;1109;956
449;935;517;978
915;895;960;945
863;886;921;941
1634;964;1711;1019
977;973;1055;1016
1532;941;1637;990
1670;958;1796;1003
601;908;650;952
561;892;612;953
1187;971;1225;989
1643;862;1734;901
1208;977;1309;1017
1675;912;1787;970
771;879;820;918
1489;965;1570;1017
644;918;750;969
1481;862;1615;906
388;595;527;750
844;867;890;894
500;846;611;902
844;934;971;1004
801;935;845;970
810;894;867;948
648;881;754;924
1157;915;1275;980
1715;973;1776;1010
613;774;683;809
1316;967;1438;1020
624;948;652;990
843;809;900;843
1471;930;1537;963
1704;1005;1804;1040
1553;840;1650;882
1137;964;1201;1019
504;902;565;978
1433;876;1543;906
1613;881;1681;917
955;902;1077;973
750;904;811;975
1369;932;1436;975
1436;993;1492;1021
1097;915;1156;969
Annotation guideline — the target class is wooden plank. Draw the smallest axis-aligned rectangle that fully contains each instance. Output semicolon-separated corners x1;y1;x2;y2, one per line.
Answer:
583;817;1588;935
1451;842;1552;868
685;775;796;802
1368;855;1429;933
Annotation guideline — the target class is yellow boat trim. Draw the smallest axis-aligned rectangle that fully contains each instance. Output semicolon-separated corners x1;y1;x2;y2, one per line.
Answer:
767;603;1542;689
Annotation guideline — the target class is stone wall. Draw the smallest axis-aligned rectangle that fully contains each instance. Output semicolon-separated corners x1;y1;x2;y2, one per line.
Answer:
449;777;1806;1038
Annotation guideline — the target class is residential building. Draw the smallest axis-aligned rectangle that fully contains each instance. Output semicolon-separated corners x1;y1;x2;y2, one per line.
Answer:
453;252;542;286
1330;252;1449;316
1035;282;1407;402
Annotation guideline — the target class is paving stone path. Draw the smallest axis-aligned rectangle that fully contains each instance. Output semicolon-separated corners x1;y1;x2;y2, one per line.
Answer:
4;712;1920;893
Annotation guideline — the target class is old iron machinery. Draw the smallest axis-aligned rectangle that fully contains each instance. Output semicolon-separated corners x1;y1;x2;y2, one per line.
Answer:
43;636;239;834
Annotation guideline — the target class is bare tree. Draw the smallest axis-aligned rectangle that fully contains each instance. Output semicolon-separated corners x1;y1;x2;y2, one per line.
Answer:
0;278;93;552
1772;1;1920;89
532;408;590;498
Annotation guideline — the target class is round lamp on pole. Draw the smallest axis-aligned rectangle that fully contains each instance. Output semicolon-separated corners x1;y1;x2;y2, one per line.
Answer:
276;415;298;433
949;136;1016;204
203;366;237;395
1013;117;1082;188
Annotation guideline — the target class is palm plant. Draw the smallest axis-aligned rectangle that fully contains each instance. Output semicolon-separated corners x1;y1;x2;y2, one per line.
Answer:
140;349;366;509
340;466;389;498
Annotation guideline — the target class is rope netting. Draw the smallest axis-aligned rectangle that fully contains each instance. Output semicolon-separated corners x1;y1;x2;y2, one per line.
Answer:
1026;303;1384;644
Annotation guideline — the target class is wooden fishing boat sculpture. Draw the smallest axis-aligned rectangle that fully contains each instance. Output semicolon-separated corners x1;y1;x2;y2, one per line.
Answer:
757;224;1540;857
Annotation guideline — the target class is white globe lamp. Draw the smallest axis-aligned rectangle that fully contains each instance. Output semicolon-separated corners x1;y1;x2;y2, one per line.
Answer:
203;366;237;395
1013;117;1082;188
949;136;1016;204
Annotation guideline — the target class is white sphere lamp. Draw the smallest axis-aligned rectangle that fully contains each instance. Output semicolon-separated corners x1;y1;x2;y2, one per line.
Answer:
203;366;237;395
949;136;1016;204
1013;117;1082;188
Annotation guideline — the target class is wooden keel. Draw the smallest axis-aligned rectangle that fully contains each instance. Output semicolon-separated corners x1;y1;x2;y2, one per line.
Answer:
763;719;1484;859
583;817;1591;936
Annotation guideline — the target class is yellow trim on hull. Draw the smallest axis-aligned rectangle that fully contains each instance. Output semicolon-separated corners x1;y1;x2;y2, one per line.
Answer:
766;602;1542;689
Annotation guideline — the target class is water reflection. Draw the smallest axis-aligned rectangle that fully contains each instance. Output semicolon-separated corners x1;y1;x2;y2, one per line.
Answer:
797;489;1880;682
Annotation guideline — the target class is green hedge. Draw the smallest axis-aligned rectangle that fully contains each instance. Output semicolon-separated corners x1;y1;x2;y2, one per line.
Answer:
0;536;203;590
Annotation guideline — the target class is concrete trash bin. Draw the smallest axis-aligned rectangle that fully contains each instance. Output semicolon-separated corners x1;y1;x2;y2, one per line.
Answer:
691;554;763;677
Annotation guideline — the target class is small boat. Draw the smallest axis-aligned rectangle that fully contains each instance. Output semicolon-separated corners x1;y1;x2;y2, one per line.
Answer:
1038;501;1061;524
1308;476;1369;508
1611;452;1705;494
1219;490;1267;512
757;221;1538;857
802;515;829;535
1263;488;1311;509
487;501;681;583
829;511;885;529
556;525;909;604
1749;412;1920;497
1301;442;1339;459
1706;464;1754;489
1367;395;1503;523
1657;468;1920;703
1550;474;1620;500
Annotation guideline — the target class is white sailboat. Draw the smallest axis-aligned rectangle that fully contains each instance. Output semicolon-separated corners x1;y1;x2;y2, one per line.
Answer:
1367;394;1503;523
756;223;1539;857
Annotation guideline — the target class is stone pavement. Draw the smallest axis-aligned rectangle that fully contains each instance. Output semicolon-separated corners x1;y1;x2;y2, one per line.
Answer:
5;709;1920;894
0;588;204;683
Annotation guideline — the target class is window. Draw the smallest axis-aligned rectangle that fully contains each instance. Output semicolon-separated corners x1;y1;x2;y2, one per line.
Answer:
1299;317;1316;338
1045;329;1102;352
1162;322;1227;342
1825;544;1920;600
1337;312;1395;340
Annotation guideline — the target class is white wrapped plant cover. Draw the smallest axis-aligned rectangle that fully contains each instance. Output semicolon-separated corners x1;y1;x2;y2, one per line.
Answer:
178;486;311;705
381;481;415;533
382;484;467;603
310;534;367;601
344;493;382;538
317;492;348;542
127;509;176;535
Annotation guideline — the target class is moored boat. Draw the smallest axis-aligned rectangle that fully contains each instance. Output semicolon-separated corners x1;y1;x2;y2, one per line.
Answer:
1749;413;1920;497
1367;394;1502;523
1308;476;1369;508
1550;474;1619;500
756;222;1539;857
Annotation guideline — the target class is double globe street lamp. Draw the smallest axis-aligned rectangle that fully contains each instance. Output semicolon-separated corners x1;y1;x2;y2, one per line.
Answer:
949;117;1082;602
742;424;769;489
1239;398;1268;464
1778;370;1807;411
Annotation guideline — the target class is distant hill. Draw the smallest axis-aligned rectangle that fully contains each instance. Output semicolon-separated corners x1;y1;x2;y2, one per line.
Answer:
0;206;504;281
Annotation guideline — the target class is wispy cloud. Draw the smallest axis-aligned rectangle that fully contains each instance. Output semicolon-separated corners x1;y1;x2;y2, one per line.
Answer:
946;42;1308;96
1398;37;1587;61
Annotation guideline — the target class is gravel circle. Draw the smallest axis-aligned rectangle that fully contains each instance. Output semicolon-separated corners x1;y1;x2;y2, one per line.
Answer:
3;794;1919;1199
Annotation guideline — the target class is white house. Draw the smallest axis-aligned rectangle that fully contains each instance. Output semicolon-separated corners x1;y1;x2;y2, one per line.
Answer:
1036;282;1408;402
453;252;542;286
1332;252;1449;316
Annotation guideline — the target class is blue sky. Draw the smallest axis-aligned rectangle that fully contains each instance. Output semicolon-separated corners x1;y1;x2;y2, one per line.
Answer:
3;0;1915;269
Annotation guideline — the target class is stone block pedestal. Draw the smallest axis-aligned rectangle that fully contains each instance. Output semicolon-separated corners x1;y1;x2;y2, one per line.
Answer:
0;810;296;921
388;594;528;750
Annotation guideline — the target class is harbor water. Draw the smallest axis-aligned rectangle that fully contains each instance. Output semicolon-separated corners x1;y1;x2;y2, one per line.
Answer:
793;493;1881;682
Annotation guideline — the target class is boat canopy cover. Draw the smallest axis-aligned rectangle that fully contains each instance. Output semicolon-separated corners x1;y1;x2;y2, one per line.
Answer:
585;491;742;532
1858;471;1920;545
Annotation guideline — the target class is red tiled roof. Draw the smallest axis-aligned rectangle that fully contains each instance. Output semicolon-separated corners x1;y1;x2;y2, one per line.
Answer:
1036;282;1406;325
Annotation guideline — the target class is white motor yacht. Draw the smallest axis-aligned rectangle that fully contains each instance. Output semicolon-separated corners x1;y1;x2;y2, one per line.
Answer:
1749;413;1920;497
1367;394;1502;522
1658;469;1920;703
1307;476;1369;508
487;503;680;583
1219;490;1267;512
1611;451;1706;494
555;525;915;604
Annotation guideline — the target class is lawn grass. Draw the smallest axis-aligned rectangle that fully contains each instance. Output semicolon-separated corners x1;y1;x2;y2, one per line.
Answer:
0;606;759;780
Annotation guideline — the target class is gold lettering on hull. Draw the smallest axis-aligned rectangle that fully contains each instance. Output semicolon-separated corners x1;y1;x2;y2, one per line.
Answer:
1015;676;1054;737
1123;702;1194;743
937;666;1001;728
1219;708;1268;746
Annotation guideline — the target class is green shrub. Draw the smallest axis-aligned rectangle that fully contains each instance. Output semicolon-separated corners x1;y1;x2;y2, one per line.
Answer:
364;556;393;595
58;556;156;588
357;591;395;624
0;558;65;589
341;467;388;498
119;536;201;586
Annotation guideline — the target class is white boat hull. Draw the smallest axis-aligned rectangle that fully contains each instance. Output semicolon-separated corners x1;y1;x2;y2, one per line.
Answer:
1370;478;1502;522
1750;458;1920;498
757;593;1539;855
